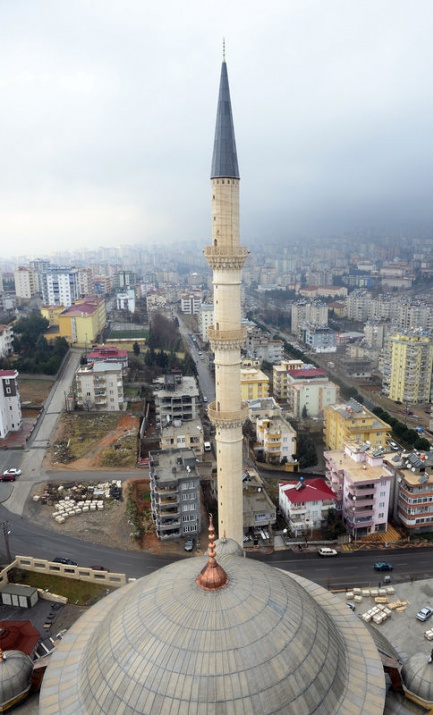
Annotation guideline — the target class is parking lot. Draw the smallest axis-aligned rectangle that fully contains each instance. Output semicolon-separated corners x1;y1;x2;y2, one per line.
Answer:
335;576;433;661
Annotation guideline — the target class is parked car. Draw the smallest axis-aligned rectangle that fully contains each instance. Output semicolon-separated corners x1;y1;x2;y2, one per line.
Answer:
1;468;22;481
52;557;78;566
374;561;393;572
318;547;338;557
184;538;195;552
346;602;356;612
416;607;433;622
388;441;399;451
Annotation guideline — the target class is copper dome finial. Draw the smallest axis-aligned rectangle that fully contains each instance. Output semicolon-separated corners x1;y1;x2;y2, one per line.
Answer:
196;514;229;591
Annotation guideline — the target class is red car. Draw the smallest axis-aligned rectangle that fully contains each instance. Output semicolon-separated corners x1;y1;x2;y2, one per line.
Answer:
1;468;21;481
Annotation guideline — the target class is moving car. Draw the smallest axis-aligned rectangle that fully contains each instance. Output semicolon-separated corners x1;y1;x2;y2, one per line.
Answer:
1;468;22;481
416;607;433;622
184;538;195;552
318;547;338;557
52;557;78;566
374;561;393;572
347;602;356;612
91;565;109;572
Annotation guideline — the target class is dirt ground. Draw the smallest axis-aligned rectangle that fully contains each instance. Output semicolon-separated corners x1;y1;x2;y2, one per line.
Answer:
44;413;139;470
19;377;55;407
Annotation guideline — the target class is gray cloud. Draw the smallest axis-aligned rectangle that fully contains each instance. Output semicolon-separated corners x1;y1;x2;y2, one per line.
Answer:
1;0;433;257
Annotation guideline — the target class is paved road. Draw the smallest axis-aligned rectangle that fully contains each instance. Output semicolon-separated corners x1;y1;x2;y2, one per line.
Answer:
1;349;82;516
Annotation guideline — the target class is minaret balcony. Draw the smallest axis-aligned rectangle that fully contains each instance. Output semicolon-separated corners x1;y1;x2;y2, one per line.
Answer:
208;401;248;429
208;325;247;350
204;245;249;270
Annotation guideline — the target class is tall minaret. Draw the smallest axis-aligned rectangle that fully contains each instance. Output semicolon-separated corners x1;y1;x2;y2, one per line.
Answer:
204;47;248;546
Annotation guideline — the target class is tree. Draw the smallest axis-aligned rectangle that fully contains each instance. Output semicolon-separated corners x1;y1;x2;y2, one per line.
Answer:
301;405;308;420
133;342;140;357
297;434;318;469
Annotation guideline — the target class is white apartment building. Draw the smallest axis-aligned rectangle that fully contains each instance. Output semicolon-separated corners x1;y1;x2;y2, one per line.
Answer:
324;442;393;539
291;301;328;337
14;268;37;301
180;291;203;315
75;362;124;411
286;367;339;418
41;268;80;307
0;325;13;359
77;268;93;297
116;288;136;313
279;478;337;536
0;369;22;438
199;302;214;342
256;414;297;466
303;324;337;353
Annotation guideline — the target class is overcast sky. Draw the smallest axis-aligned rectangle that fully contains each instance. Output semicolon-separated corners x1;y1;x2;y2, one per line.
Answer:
1;0;433;259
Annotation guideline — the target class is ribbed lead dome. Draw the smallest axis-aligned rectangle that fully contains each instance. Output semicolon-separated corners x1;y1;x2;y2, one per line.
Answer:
40;554;385;714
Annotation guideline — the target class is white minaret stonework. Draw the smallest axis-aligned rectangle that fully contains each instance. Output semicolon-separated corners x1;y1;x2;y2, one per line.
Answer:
204;51;248;546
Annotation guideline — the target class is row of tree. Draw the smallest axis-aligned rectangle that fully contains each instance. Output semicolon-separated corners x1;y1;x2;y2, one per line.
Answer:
372;406;431;452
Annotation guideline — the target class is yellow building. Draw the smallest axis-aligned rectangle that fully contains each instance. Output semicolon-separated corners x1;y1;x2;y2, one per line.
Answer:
383;331;433;404
240;368;269;401
324;399;391;451
43;298;106;347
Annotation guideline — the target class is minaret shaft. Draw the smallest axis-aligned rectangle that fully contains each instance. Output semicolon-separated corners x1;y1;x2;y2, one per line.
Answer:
205;56;247;546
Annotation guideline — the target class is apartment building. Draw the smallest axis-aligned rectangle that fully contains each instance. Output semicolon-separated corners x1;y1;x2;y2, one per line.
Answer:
291;301;328;337
55;298;107;347
324;442;393;538
324;399;391;451
180;291;203;315
40;267;80;307
153;373;200;425
279;478;337;537
149;448;201;540
286;367;339;418
0;325;13;359
159;418;204;458
245;328;284;364
255;414;297;466
242;467;277;539
240;368;269;401
273;359;305;402
14;267;37;301
116;288;135;313
75;362;124;411
303;324;337;353
382;331;433;404
393;452;433;534
0;369;22;438
85;345;128;373
199;302;214;342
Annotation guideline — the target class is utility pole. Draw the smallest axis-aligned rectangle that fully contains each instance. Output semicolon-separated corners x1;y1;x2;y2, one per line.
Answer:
1;521;12;564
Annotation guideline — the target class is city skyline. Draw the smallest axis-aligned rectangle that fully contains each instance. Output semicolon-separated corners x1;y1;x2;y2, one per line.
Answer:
2;1;433;258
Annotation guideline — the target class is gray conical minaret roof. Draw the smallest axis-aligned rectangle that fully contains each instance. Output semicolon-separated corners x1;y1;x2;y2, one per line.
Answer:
210;56;240;179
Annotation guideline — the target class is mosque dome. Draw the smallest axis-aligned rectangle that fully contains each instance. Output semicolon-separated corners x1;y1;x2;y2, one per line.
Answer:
0;649;33;710
212;536;245;557
40;551;385;715
402;652;433;704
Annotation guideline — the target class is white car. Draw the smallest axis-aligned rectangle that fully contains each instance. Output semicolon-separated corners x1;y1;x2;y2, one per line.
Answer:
318;547;338;557
2;468;22;478
416;607;433;622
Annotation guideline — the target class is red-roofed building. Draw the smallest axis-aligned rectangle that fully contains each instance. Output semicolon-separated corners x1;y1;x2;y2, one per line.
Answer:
86;346;128;372
279;478;337;536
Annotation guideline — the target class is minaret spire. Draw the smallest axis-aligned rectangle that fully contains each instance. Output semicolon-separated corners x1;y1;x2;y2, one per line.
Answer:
204;53;249;546
210;47;239;180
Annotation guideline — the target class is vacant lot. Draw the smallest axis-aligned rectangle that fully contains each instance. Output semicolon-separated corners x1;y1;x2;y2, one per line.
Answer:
19;377;54;407
8;567;113;606
47;412;139;468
